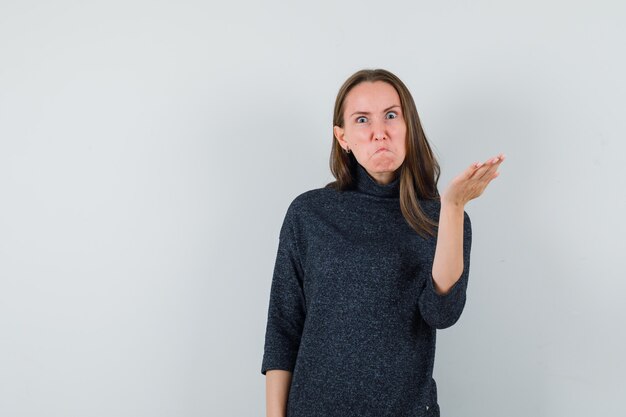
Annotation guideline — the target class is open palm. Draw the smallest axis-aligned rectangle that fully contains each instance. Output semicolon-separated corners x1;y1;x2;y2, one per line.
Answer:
441;153;506;207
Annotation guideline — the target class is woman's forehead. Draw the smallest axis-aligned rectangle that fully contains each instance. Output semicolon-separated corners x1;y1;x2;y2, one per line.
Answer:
344;81;401;111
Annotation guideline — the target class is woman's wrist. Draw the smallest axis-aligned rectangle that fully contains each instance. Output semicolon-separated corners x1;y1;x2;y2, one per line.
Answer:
440;197;465;212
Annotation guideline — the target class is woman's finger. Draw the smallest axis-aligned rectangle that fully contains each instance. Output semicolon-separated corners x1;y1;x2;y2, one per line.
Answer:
465;162;483;179
468;161;493;181
467;154;505;181
475;156;504;180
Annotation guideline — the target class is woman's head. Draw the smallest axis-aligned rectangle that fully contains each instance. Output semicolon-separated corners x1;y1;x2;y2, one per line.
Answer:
333;80;407;184
327;68;441;237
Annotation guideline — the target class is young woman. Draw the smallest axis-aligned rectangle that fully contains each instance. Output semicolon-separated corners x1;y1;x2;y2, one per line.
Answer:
261;68;505;417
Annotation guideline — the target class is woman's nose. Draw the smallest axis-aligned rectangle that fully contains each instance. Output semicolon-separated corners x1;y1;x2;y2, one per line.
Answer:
372;120;387;140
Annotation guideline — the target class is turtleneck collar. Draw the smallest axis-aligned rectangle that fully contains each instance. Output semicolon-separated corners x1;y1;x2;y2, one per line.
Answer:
354;163;400;198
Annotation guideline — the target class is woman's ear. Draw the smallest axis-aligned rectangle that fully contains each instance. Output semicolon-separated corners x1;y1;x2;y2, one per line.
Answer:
333;125;346;148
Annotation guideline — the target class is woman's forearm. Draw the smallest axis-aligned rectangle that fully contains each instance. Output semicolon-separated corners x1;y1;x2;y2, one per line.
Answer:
432;201;465;295
266;370;293;417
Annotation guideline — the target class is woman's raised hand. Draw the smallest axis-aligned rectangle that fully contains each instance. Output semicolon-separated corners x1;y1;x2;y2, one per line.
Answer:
441;153;506;207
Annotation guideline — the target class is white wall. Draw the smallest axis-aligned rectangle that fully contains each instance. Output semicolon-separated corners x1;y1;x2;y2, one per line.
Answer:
1;1;624;416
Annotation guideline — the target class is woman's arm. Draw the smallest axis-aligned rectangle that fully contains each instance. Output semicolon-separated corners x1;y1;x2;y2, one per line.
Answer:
418;154;503;329
432;201;465;295
261;201;305;414
266;370;292;417
433;154;505;294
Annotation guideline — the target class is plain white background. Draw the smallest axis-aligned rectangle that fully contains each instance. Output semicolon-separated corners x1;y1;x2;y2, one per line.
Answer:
1;1;625;416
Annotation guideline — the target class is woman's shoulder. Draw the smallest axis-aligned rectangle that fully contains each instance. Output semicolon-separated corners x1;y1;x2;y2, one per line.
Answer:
287;185;338;212
275;187;336;235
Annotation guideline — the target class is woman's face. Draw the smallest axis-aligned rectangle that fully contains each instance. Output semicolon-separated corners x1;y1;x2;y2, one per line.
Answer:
334;81;407;185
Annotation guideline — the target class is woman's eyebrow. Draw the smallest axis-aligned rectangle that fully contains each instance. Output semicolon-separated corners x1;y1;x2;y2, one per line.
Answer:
350;105;401;117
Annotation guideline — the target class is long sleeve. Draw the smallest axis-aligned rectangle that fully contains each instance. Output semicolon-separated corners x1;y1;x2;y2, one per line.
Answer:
418;210;472;329
261;203;307;375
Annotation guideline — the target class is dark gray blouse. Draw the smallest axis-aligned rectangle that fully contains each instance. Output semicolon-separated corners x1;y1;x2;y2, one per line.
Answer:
261;162;472;417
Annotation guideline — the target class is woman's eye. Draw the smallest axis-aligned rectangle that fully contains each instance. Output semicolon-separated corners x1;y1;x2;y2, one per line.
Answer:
386;111;398;119
356;116;368;123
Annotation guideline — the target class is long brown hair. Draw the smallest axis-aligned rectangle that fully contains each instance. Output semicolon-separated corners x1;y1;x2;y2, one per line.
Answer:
326;68;441;238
